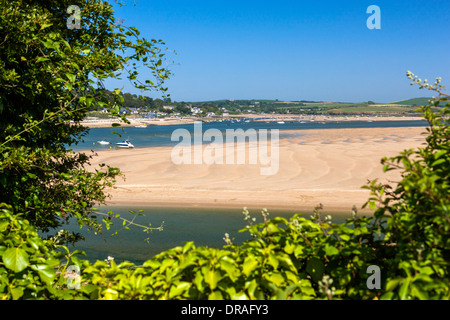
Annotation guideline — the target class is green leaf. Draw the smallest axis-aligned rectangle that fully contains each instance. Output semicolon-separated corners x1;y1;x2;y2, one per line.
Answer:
324;244;339;256
2;247;29;273
169;281;190;298
431;158;445;166
245;279;258;299
305;257;324;282
10;287;24;300
36;57;49;63
103;288;119;300
242;255;259;277
130;26;140;35
386;278;402;291
0;220;9;232
411;284;429;300
202;267;222;290
66;74;76;83
284;241;295;254
433;149;447;159
267;253;279;269
399;278;410;300
208;291;223;300
265;272;285;287
31;264;56;284
219;258;238;281
277;254;296;272
339;234;350;241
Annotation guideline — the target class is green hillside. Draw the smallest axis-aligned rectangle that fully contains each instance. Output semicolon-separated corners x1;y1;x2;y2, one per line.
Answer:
390;97;447;106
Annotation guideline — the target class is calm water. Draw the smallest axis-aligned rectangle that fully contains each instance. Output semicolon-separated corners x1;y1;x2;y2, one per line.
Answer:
67;205;352;264
69;119;427;152
65;119;425;264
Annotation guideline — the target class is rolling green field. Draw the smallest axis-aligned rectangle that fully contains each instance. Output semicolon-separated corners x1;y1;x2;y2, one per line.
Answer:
389;97;447;106
86;95;446;118
188;96;445;115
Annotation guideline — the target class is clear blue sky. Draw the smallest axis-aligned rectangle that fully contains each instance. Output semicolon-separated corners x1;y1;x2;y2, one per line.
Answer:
106;0;450;103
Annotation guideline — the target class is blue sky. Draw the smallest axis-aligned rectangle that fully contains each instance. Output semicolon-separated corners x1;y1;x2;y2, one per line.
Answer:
106;0;450;103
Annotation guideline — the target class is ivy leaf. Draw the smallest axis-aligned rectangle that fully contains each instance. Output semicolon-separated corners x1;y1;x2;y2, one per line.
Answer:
208;291;223;300
2;247;29;273
265;272;285;287
169;282;190;298
306;257;324;282
202;266;222;290
242;255;259;277
31;264;56;284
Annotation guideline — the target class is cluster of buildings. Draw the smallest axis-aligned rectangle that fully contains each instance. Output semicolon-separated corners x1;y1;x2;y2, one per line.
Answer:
98;105;223;119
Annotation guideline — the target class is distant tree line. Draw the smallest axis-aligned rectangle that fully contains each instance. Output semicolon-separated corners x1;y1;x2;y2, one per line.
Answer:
92;91;426;117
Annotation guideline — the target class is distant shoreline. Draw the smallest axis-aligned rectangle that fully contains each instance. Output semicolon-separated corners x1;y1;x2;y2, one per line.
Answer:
80;114;424;128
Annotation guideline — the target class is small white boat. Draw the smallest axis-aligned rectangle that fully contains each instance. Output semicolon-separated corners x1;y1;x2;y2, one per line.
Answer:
116;140;134;148
277;121;285;124
97;140;110;145
135;124;147;128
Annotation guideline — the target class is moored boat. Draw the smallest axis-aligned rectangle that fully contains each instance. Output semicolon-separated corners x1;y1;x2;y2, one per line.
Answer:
116;140;135;148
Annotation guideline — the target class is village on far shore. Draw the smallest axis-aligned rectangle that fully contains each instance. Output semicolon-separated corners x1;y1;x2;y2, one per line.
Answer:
80;96;432;127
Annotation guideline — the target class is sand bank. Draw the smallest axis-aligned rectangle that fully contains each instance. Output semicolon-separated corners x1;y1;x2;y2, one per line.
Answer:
86;126;427;213
81;118;196;128
80;115;424;128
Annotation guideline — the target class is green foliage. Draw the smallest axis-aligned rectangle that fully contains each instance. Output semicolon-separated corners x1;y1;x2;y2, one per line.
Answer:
0;0;171;239
0;203;77;299
362;74;450;299
0;203;381;300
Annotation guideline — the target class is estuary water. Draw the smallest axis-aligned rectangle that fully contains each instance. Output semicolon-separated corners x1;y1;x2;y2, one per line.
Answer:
70;119;427;152
67;205;351;264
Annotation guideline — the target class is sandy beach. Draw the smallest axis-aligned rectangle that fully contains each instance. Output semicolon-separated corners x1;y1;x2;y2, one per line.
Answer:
86;125;428;214
80;114;423;128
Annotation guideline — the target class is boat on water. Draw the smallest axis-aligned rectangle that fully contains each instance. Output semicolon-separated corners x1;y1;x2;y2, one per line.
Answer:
97;140;110;145
134;123;147;128
116;140;135;148
277;121;285;124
